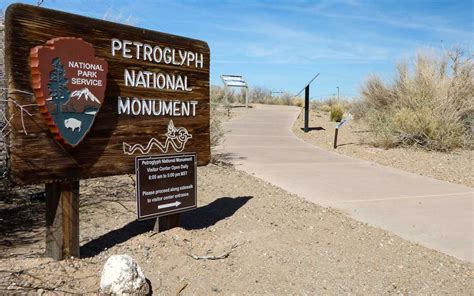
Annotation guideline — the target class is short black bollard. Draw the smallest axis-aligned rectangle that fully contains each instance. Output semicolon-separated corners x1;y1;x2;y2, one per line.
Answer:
333;128;339;149
333;116;352;149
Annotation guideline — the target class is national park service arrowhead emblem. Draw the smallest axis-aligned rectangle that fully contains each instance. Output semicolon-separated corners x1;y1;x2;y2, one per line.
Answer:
30;38;108;147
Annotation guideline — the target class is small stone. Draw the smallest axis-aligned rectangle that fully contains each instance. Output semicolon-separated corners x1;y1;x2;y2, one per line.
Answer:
100;254;149;295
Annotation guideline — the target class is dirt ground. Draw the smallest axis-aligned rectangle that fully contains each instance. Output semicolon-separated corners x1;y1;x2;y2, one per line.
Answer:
293;109;473;187
0;163;472;295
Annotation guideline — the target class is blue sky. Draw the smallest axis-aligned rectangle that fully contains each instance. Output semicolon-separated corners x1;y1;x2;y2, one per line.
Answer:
2;0;473;99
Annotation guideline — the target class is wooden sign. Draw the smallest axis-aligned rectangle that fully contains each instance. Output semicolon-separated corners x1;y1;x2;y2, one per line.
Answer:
4;4;210;185
135;153;197;220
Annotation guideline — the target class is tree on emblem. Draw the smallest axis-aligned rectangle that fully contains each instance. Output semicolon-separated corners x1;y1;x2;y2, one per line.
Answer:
48;58;70;115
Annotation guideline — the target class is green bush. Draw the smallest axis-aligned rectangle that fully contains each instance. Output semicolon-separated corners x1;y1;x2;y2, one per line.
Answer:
330;104;344;122
361;48;474;151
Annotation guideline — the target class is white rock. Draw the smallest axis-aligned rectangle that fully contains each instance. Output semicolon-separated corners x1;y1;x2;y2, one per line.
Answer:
100;254;149;295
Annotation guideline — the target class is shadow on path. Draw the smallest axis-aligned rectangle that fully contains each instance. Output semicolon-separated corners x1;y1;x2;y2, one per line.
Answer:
80;219;153;258
182;196;253;230
300;127;326;131
0;195;45;258
335;142;357;148
212;152;247;165
80;196;253;257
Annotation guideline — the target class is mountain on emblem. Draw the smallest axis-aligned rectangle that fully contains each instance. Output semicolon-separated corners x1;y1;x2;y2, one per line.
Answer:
71;87;101;104
30;37;108;147
65;87;102;115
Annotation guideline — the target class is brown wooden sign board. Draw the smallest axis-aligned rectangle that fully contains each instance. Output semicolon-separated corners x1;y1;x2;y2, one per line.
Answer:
4;4;210;185
135;153;197;220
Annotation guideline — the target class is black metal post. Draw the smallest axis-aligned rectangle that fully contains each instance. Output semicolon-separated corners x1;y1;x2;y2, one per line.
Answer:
304;85;309;133
333;128;339;149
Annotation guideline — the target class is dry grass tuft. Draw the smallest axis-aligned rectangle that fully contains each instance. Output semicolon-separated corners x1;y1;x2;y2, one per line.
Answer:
209;87;226;147
330;104;344;122
212;85;302;107
248;87;302;106
361;48;473;151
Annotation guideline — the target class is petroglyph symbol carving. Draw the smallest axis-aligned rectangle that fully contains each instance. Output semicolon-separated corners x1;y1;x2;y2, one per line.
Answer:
123;120;192;155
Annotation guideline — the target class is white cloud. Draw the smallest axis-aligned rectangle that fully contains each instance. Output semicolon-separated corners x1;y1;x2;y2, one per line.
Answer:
212;18;400;65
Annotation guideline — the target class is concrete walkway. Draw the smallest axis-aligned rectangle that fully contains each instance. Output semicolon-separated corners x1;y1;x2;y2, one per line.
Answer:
216;104;473;262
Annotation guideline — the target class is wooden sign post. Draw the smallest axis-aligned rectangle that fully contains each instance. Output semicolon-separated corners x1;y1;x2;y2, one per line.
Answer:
45;181;79;260
4;4;210;260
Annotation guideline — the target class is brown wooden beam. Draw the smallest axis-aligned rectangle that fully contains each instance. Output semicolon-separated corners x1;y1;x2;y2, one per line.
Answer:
61;181;80;258
45;182;61;260
154;214;180;232
45;181;80;260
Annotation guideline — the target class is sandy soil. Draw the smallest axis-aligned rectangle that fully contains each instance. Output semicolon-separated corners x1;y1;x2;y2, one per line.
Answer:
0;164;472;295
293;109;473;187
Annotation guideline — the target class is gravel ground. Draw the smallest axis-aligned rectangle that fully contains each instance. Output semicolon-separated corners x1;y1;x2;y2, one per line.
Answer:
1;164;472;294
293;109;473;187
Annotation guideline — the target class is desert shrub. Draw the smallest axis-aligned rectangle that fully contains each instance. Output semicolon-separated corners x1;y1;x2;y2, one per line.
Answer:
210;111;224;147
320;104;331;112
256;90;302;106
263;96;275;105
276;92;293;105
209;97;225;147
220;85;302;107
322;97;339;107
236;88;248;105
225;88;238;104
292;97;304;107
313;96;354;113
330;104;344;122
249;86;306;106
347;99;369;120
210;85;225;103
211;85;241;104
361;48;474;151
250;86;271;104
365;107;398;148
